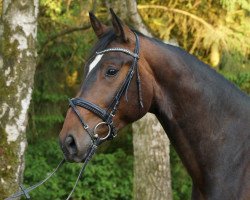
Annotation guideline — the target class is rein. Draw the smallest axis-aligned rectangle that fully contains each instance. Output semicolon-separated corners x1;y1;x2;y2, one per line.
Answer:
5;159;65;200
5;139;100;200
5;31;141;199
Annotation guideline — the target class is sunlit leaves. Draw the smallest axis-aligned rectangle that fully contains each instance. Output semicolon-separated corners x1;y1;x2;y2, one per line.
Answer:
137;1;250;69
66;70;78;87
0;0;2;16
27;1;96;140
40;0;62;20
220;0;250;12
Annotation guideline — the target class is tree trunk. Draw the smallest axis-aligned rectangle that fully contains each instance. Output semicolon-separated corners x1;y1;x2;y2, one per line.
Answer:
105;1;172;199
133;114;172;200
0;0;38;198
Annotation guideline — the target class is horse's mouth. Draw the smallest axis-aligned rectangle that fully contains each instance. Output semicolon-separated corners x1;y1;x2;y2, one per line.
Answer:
64;155;85;163
63;152;88;163
61;145;86;163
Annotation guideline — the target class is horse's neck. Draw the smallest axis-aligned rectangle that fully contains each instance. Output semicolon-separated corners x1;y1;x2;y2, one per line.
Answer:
142;38;250;192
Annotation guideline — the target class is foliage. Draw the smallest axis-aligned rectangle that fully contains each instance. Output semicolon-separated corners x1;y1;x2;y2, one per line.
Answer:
138;0;250;68
24;2;133;200
23;138;133;200
220;0;250;11
222;71;250;94
0;0;2;16
27;0;95;140
24;1;250;200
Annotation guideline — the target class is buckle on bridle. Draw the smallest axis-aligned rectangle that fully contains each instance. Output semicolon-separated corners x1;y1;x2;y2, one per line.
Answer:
83;124;89;130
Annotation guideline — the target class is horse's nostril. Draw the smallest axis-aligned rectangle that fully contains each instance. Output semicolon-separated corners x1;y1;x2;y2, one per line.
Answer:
65;135;78;155
65;136;73;144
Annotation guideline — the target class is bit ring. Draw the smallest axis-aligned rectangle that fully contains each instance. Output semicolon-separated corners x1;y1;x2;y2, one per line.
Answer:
93;122;111;141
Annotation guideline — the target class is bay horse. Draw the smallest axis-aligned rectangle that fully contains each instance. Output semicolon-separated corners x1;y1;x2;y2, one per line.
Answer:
59;9;250;200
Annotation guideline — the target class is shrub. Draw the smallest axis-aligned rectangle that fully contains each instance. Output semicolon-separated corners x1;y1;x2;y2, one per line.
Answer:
23;139;133;200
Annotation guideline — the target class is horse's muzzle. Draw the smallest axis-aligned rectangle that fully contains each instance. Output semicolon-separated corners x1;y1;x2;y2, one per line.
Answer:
60;134;90;163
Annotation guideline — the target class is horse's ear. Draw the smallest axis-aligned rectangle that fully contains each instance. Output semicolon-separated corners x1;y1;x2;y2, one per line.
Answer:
110;8;130;42
89;12;108;38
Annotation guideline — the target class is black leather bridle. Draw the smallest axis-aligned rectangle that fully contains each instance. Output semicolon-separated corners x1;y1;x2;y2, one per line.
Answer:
5;31;142;200
68;31;143;144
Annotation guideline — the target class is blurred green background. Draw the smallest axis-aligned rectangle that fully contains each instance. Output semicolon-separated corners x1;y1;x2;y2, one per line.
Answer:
23;0;250;199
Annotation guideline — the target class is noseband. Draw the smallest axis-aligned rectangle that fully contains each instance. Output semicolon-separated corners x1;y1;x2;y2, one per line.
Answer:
68;31;143;144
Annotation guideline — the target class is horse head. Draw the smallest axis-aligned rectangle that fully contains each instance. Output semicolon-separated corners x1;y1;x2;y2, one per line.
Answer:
59;9;154;162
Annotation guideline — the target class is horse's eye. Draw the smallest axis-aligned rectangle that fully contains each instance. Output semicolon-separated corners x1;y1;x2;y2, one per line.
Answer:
106;68;119;77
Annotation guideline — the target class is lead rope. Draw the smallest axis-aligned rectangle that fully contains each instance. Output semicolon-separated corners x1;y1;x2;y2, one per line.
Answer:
66;138;100;200
5;159;65;200
5;139;101;200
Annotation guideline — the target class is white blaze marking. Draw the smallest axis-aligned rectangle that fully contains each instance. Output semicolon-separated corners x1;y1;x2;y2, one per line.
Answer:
87;54;103;75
